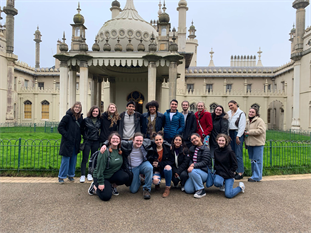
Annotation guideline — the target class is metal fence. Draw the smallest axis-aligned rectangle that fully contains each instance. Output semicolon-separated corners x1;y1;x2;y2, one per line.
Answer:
0;138;310;172
266;129;311;142
0;122;59;133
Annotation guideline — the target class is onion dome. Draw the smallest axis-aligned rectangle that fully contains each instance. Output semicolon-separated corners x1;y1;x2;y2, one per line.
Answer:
111;0;121;7
34;26;41;36
178;0;187;7
92;39;100;51
126;38;134;52
159;2;170;23
291;24;296;33
137;38;145;52
59;32;69;52
169;28;178;52
73;3;85;24
114;38;123;52
79;33;88;52
103;37;111;51
149;33;157;53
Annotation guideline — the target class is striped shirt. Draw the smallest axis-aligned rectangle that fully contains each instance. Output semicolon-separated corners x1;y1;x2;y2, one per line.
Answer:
193;147;200;164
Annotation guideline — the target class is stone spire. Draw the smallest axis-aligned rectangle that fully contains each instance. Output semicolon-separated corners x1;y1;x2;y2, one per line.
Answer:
208;48;215;67
177;0;188;52
158;0;162;15
3;0;18;53
59;32;68;52
257;47;263;66
188;21;196;39
114;0;144;21
34;26;42;68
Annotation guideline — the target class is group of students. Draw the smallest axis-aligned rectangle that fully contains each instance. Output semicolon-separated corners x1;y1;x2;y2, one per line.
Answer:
57;98;266;201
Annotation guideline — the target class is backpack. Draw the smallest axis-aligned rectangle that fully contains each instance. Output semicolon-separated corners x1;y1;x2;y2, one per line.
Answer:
88;150;111;175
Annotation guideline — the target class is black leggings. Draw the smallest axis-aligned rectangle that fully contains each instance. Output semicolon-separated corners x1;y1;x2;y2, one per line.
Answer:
81;140;100;175
171;170;188;187
95;170;130;202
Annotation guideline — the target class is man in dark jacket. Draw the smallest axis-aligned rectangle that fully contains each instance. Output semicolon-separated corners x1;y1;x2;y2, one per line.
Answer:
163;99;185;143
141;100;165;139
181;101;197;148
118;101;141;140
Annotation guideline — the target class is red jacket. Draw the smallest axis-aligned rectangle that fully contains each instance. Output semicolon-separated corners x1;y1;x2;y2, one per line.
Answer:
195;111;213;139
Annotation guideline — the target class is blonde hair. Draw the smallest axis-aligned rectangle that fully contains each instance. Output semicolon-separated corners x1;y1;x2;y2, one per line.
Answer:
106;103;120;128
70;102;82;120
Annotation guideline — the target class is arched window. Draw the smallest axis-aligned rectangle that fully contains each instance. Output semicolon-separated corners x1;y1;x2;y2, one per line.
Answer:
267;109;271;124
24;100;32;119
251;104;260;111
190;103;196;112
210;103;218;113
41;100;50;119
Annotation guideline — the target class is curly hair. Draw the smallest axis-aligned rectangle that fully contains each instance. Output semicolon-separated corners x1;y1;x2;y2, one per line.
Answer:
145;100;159;112
105;103;120;128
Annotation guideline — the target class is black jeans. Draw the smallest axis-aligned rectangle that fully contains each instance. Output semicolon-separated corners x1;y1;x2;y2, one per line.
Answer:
81;140;100;176
171;170;188;187
94;169;131;201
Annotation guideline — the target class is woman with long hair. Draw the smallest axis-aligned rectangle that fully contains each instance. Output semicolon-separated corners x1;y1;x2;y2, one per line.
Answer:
245;107;266;182
184;133;212;198
213;134;245;198
80;106;101;183
100;103;120;143
195;102;213;142
170;135;190;191
227;100;246;180
58;102;83;183
88;132;131;201
148;131;174;198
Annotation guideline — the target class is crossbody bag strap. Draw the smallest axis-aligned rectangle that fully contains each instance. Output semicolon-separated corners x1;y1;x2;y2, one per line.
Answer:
75;121;80;128
197;119;204;134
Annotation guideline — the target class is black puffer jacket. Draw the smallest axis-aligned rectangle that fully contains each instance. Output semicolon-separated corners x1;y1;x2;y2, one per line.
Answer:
171;146;190;176
100;112;119;142
58;109;83;157
81;117;101;141
148;142;173;172
188;145;212;173
214;145;237;179
182;111;197;142
210;113;229;148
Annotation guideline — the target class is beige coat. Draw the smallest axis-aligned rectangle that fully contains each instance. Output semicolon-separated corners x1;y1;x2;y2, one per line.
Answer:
245;116;266;146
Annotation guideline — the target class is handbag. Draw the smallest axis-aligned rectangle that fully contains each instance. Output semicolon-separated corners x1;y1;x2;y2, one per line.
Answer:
197;119;210;146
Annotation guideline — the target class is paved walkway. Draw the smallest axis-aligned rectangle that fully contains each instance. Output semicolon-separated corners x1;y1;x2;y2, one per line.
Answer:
0;174;310;233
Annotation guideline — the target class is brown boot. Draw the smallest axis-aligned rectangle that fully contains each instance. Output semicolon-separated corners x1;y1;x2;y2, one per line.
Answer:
162;187;170;198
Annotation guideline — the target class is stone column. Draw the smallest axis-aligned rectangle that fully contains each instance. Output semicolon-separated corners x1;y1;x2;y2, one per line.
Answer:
169;61;177;101
68;67;77;108
291;61;301;130
293;0;309;52
34;93;38;122
148;61;157;101
6;57;17;120
109;77;116;104
3;1;18;53
97;77;103;108
79;61;89;116
59;61;68;120
91;76;98;107
156;77;164;106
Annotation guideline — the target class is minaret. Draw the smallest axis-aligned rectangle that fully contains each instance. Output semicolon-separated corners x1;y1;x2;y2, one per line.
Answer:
110;0;121;19
34;26;42;68
177;0;188;52
257;48;263;66
208;48;215;67
158;0;162;15
3;0;18;53
71;2;86;51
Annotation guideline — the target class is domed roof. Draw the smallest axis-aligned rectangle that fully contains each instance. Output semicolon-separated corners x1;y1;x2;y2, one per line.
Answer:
111;0;121;7
178;0;187;7
96;0;158;52
73;3;85;24
35;26;41;35
159;12;170;23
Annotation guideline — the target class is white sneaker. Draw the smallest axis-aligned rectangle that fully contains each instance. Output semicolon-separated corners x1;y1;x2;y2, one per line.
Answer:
80;175;85;183
87;174;93;181
219;184;225;192
239;182;245;193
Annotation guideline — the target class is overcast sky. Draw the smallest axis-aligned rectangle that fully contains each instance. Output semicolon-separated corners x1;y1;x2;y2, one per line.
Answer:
1;0;310;68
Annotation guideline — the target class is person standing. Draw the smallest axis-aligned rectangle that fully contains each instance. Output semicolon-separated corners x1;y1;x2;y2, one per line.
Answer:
163;99;185;143
141;100;165;139
100;103;120;143
227;100;246;180
213;134;245;198
245;107;266;182
80;106;101;183
58;102;83;183
181;101;197;148
195;102;213;143
210;105;229;158
118;101;141;140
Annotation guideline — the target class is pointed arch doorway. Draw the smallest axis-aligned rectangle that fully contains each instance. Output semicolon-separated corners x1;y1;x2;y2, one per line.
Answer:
127;91;145;114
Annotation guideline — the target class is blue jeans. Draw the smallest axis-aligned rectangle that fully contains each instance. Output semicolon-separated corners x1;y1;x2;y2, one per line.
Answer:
130;161;153;193
229;131;244;173
214;174;242;198
248;146;264;181
58;149;77;179
184;168;208;193
153;168;173;187
206;167;215;188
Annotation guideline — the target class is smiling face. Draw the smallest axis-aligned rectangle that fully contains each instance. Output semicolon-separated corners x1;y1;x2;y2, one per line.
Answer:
228;102;238;112
197;102;205;113
133;136;143;148
215;107;223;116
170;101;178;112
182;102;189;112
149;106;156;115
108;104;116;114
217;136;226;148
154;135;163;147
248;108;256;118
174;136;182;148
73;104;81;114
191;134;203;147
92;108;99;118
126;104;135;115
110;135;121;147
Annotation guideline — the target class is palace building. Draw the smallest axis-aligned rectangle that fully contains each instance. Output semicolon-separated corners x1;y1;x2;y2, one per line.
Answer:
0;0;310;131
